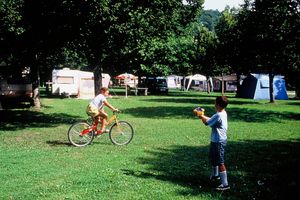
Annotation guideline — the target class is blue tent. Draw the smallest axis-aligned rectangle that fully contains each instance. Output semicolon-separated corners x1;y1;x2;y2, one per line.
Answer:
237;74;288;100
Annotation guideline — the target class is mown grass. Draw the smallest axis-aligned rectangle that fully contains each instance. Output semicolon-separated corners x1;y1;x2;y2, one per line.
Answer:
0;89;299;200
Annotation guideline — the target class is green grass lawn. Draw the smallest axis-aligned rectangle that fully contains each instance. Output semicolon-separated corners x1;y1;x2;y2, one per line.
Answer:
0;90;299;200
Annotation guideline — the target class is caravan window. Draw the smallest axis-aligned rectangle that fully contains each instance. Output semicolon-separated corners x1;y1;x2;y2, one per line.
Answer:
57;76;74;84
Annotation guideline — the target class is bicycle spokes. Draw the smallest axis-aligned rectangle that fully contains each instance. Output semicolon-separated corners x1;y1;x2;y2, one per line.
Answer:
68;122;94;147
109;121;134;145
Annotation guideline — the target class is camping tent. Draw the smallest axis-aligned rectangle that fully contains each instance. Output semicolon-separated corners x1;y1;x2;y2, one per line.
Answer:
52;68;111;99
166;75;183;89
237;74;288;100
183;74;207;91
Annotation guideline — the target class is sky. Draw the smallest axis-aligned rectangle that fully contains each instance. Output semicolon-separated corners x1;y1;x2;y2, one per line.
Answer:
203;0;244;11
183;0;244;11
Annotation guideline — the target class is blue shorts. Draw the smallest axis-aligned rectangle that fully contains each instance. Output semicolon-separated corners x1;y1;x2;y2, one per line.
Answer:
209;141;226;166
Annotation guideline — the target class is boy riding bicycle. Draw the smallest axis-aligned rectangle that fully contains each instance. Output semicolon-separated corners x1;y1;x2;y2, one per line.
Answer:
86;87;118;135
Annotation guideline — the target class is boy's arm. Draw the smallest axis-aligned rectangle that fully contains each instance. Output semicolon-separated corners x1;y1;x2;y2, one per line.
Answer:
198;114;210;125
103;101;118;111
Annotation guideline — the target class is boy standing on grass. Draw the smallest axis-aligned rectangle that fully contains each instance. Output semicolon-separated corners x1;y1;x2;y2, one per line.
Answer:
197;96;230;191
86;87;118;135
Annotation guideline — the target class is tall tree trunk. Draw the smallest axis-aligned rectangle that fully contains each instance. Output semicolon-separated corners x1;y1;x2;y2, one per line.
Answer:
31;54;41;109
206;76;211;94
94;64;103;96
269;72;275;103
32;82;40;108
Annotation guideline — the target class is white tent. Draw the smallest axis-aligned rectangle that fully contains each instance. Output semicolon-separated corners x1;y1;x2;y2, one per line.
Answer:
183;74;207;91
52;68;111;99
166;75;183;89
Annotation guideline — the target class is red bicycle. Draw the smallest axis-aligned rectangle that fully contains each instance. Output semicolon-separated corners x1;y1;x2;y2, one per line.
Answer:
67;111;134;147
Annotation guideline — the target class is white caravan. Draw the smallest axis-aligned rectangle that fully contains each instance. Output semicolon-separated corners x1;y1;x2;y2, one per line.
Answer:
52;68;110;99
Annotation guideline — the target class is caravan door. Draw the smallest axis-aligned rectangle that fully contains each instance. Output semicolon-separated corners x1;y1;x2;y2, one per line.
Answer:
78;71;95;99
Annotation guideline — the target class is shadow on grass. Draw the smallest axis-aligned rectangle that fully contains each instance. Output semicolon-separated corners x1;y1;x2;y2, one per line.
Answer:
0;109;82;131
142;96;262;106
46;140;73;147
141;97;214;105
285;101;300;106
123;106;300;122
122;139;300;200
167;90;236;98
229;108;300;122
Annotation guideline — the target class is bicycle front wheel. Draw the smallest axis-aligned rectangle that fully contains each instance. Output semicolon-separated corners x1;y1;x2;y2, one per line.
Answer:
109;121;134;145
68;121;94;147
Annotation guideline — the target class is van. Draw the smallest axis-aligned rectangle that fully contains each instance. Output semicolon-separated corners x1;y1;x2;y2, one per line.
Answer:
140;77;168;94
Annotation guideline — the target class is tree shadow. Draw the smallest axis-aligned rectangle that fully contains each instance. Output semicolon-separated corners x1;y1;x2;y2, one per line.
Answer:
122;106;300;122
0;98;33;109
229;107;300;122
143;96;262;106
122;140;300;199
142;91;299;106
285;101;300;106
167;90;233;98
141;97;214;105
0;109;82;131
46;140;73;147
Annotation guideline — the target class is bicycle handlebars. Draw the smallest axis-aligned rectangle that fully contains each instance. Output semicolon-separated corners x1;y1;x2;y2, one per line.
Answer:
113;110;121;114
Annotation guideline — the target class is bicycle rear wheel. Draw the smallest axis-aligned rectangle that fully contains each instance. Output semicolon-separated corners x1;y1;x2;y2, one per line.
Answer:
68;121;94;147
109;121;134;145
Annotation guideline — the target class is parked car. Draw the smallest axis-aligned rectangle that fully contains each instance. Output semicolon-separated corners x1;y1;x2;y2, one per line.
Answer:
140;77;168;94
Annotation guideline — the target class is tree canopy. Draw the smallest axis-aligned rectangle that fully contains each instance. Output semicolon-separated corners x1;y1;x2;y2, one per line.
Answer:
214;0;300;101
1;0;300;104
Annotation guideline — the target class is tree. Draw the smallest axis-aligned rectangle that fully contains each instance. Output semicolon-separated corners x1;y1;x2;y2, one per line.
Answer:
107;0;204;77
214;0;300;101
1;0;205;100
1;0;87;108
231;0;300;102
199;9;221;32
59;0;204;92
213;7;241;95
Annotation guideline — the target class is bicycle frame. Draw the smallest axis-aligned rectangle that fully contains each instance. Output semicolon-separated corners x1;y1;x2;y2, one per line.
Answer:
106;114;118;126
68;110;134;147
80;112;119;136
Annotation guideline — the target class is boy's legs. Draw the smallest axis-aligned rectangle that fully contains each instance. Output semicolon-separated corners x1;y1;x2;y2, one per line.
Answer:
218;164;229;188
97;110;108;134
209;142;220;179
209;142;229;190
217;142;229;190
87;105;109;134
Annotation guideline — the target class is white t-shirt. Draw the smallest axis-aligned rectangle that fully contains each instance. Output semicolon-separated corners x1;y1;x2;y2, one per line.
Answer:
90;94;107;109
207;110;228;142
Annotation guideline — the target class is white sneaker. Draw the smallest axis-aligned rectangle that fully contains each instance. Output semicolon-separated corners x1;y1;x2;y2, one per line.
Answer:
104;129;110;133
215;184;230;191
